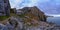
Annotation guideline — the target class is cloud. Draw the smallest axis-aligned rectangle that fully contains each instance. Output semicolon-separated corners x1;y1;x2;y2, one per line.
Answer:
9;0;22;8
9;0;60;14
9;0;60;9
10;0;49;9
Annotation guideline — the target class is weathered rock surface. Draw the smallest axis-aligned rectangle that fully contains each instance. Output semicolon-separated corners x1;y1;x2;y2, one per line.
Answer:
0;0;10;16
0;16;60;30
17;6;46;22
0;6;60;30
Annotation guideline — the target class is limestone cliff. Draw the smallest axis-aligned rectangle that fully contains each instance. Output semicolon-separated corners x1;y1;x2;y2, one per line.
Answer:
19;6;47;22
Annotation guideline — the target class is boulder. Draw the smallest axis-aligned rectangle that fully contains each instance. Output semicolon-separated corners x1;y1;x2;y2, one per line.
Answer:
7;16;24;30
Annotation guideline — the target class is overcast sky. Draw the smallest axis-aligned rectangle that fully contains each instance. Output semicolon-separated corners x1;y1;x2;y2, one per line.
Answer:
9;0;60;15
9;0;60;8
9;0;40;8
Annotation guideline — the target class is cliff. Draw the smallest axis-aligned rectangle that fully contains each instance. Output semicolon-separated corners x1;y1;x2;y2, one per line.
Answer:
0;0;10;16
0;6;60;30
17;6;46;22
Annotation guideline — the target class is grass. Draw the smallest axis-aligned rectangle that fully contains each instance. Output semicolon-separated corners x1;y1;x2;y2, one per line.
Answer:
0;16;9;21
0;13;25;21
18;14;25;18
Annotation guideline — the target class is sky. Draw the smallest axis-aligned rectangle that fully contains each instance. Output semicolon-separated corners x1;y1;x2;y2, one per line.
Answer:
9;0;60;15
9;0;51;8
9;0;40;8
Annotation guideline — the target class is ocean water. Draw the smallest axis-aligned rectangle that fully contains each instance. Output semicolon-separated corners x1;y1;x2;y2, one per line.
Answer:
47;17;60;25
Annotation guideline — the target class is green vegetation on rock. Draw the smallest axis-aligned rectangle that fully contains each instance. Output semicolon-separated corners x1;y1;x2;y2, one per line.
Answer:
18;14;25;18
0;9;14;21
0;16;9;21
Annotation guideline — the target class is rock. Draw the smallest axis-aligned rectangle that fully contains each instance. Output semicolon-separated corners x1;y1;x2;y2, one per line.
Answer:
17;6;47;22
0;6;60;30
7;16;24;30
0;16;60;30
10;8;17;14
0;0;10;16
0;16;24;30
27;6;46;22
24;21;60;30
0;24;4;30
0;23;9;30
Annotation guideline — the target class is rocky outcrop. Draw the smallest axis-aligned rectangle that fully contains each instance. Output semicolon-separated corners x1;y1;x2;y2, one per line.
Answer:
0;0;10;16
17;6;47;22
0;16;60;30
0;6;60;30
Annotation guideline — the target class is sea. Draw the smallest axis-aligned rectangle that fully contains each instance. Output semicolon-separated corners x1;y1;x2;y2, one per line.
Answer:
47;17;60;26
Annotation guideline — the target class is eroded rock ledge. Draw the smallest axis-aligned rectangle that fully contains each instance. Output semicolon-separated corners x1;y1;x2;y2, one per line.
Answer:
0;16;60;30
0;6;60;30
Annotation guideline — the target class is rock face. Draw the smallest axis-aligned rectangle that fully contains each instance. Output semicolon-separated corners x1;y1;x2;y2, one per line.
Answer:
17;6;46;22
10;8;16;14
0;16;60;30
0;6;60;30
0;0;10;16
